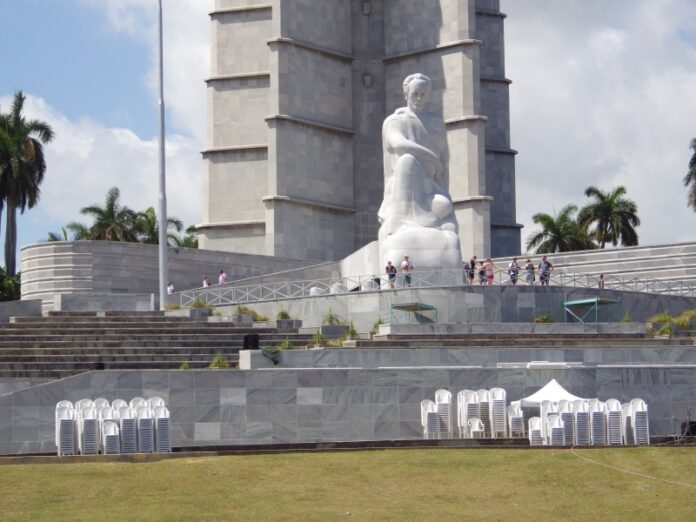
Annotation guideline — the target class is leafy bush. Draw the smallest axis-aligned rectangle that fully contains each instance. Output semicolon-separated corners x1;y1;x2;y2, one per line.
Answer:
208;354;230;369
323;309;342;326
165;303;181;311
620;312;632;323
278;337;293;350
236;305;268;321
533;313;553;323
190;296;211;309
345;321;358;340
370;316;384;335
262;345;281;365
179;360;191;370
277;309;291;320
0;269;20;301
312;329;327;347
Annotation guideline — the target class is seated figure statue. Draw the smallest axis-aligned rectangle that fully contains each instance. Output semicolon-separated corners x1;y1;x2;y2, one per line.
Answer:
378;73;463;269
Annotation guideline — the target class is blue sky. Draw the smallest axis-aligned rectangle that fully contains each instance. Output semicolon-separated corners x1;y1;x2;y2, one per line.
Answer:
1;0;696;269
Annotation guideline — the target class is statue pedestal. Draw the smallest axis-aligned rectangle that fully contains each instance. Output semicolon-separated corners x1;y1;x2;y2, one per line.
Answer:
379;226;462;269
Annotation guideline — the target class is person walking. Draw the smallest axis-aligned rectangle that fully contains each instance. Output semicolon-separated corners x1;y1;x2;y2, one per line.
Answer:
524;259;535;285
202;275;210;288
538;256;553;286
218;269;228;285
478;261;486;285
507;256;520;286
483;258;496;286
598;274;605;289
401;255;413;287
385;260;397;288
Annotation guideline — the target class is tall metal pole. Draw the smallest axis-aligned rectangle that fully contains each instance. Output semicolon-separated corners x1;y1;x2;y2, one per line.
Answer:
157;0;168;310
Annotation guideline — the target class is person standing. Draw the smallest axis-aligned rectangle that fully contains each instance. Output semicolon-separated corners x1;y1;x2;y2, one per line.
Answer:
478;261;486;285
466;256;477;285
507;256;520;286
202;275;210;288
385;260;397;288
166;281;175;295
598;274;605;289
218;269;228;285
538;256;553;286
524;259;535;285
401;255;413;287
483;258;496;286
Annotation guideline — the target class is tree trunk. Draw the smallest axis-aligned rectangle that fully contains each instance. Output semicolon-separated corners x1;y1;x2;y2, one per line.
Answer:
5;203;17;276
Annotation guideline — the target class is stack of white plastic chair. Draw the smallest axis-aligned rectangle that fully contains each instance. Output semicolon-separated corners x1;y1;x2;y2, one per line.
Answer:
137;406;155;453
631;398;650;445
528;417;543;446
98;406;117;453
147;396;166;410
589;399;607;446
456;390;471;438
605;399;623;445
78;406;99;455
477;389;491;437
507;404;524;437
112;399;128;411
468;418;485;439
130;397;147;410
546;414;565;446
464;391;481;438
421;400;439;439
154;406;172;452
435;389;452;436
622;403;635;445
55;402;77;456
573;400;591;446
489;388;507;438
557;400;575;446
94;397;110;410
119;406;138;453
102;421;121;454
75;398;95;411
540;400;558;442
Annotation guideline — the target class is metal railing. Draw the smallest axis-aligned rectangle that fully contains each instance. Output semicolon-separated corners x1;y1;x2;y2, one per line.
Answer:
174;267;696;308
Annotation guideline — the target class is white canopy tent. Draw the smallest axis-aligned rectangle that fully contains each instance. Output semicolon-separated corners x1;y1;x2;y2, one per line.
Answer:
513;379;585;407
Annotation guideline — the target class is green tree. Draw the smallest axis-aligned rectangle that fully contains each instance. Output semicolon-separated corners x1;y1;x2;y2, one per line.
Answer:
685;138;696;212
47;222;90;242
577;185;640;248
136;206;183;245
0;91;54;275
526;204;596;254
170;225;198;248
0;267;20;301
79;186;140;242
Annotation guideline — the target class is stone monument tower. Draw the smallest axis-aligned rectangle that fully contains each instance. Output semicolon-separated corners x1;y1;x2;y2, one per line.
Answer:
199;0;520;261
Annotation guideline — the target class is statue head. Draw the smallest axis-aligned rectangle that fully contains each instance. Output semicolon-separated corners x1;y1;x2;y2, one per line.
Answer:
402;73;431;113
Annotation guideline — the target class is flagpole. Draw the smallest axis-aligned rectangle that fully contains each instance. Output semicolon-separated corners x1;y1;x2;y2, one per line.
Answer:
157;0;168;310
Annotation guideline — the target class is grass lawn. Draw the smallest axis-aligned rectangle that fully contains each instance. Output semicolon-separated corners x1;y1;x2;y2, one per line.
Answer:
1;447;695;521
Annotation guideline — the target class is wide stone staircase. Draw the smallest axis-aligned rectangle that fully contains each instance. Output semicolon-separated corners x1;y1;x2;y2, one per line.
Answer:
0;311;313;379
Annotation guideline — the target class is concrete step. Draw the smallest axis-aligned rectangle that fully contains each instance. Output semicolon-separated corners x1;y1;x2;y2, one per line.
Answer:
0;333;312;342
349;338;693;348
0;361;226;379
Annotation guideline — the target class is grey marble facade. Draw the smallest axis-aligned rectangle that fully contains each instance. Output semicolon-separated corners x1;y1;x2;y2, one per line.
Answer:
1;366;692;455
200;0;521;261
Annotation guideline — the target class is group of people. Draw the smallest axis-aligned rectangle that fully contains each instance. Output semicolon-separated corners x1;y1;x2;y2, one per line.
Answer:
385;255;414;288
464;255;554;286
166;269;230;295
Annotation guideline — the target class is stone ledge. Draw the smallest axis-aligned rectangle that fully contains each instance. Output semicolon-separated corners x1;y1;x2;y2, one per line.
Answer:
383;39;483;62
265;114;354;136
205;72;270;84
209;4;271;17
267;37;353;62
261;195;356;214
201;144;268;156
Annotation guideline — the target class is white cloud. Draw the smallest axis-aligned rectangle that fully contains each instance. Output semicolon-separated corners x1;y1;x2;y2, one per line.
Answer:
504;0;696;252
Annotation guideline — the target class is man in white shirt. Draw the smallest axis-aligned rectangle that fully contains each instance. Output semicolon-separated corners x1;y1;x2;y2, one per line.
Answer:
218;270;228;285
401;255;413;287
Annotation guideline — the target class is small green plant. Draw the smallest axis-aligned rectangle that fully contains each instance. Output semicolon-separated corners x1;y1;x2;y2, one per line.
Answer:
262;345;281;365
165;303;181;310
323;309;342;326
278;337;293;350
190;296;211;309
674;308;696;329
327;337;345;347
533;313;553;323
208;353;230;369
345;321;358;340
656;323;677;337
312;329;327;347
236;305;269;321
620;312;632;323
179;360;191;370
212;310;222;317
370;316;384;335
277;309;291;320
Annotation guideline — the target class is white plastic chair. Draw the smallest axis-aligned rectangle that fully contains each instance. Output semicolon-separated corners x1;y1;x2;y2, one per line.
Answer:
56;400;73;410
476;389;491;437
540;400;559;441
112;399;128;411
558;400;575;446
119;407;138;454
457;390;472;438
507;404;524;437
56;408;76;456
147;397;166;410
631;398;649;445
528;417;543;446
573;400;591;446
489;388;507;438
468;418;485;439
102;421;121;454
75;398;94;411
546;414;565;446
589;400;607;446
622;403;635;445
154;406;172;453
136;406;155;453
464;392;481;438
421;400;438;439
435;389;452;436
130;397;147;410
605;399;623;445
94;398;110;409
78;406;99;455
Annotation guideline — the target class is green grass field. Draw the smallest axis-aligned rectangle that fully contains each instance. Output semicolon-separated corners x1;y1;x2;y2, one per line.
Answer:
1;448;695;521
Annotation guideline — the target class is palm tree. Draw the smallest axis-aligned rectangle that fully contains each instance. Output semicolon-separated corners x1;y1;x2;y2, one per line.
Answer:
47;222;89;242
0;91;54;275
170;225;198;248
80;187;140;242
685;138;696;212
577;185;640;248
136;207;183;245
526;204;596;254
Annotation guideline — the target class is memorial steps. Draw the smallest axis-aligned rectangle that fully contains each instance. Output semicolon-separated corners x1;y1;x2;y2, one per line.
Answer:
0;312;312;379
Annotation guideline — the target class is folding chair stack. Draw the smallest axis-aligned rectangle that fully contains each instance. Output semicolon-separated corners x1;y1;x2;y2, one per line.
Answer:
528;417;543;446
605;399;623;446
102;421;121;454
547;414;565;446
119;407;138;454
631;398;650;445
507;404;525;437
435;389;452;437
79;406;99;455
137;406;155;453
477;389;491;437
589;400;607;446
55;404;77;457
489;388;507;438
154;406;172;453
573;400;591;446
421;400;438;439
622;403;635;445
558;400;575;446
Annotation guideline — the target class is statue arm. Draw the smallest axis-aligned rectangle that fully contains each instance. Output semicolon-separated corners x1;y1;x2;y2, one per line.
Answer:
384;121;442;170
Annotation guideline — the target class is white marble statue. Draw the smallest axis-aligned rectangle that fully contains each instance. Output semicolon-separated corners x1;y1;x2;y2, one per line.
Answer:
378;73;463;269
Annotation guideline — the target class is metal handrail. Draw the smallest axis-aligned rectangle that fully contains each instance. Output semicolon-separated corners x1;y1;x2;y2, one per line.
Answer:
174;267;696;307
